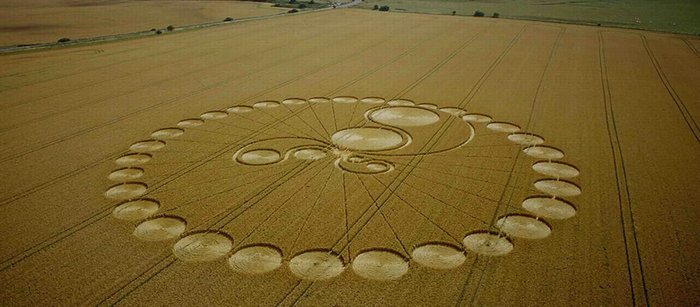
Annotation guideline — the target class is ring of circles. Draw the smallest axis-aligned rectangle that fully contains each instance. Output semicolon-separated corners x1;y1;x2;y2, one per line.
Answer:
104;96;581;281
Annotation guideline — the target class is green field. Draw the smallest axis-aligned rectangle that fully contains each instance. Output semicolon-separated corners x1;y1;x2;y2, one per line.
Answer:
357;0;700;34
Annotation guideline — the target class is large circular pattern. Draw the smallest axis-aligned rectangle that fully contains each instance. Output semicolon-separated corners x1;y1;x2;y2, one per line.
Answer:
507;133;544;145
115;153;151;166
104;182;147;199
294;148;327;160
227;105;254;113
228;245;283;274
411;243;466;269
462;231;513;256
173;232;233;262
237;149;282;165
201;111;228;119
133;216;187;241
289;250;345;280
486;122;521;133
129;140;165;152
177;118;204;127
522;196;577;220
369;107;440;127
105;96;581;282
333;96;358;103
112;199;160;221
352;249;409;280
108;167;144;181
462;113;492;123
523;145;565;159
534;179;582;197
331;127;404;151
151;127;184;139
532;161;580;178
495;214;552;239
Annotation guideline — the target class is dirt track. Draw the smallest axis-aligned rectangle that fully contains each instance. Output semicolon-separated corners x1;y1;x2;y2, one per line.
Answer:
0;8;698;306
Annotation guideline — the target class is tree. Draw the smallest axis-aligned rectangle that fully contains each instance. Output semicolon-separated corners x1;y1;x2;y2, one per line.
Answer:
57;38;70;43
379;5;389;11
288;8;299;13
224;17;234;22
166;25;174;31
492;12;500;18
373;4;379;9
452;11;456;15
473;10;484;17
299;3;307;8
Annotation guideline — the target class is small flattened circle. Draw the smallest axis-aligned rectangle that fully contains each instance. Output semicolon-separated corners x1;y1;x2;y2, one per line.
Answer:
522;196;577;220
412;243;466;270
112;199;160;221
133;216;186;241
333;96;358;103
439;107;467;117
177;118;204;128
227;105;254;113
534;179;581;197
108;167;144;181
104;182;148;200
369;107;440;127
462;231;513;256
496;214;552;239
173;232;233;262
366;162;389;172
115;153;152;166
360;97;385;104
523;145;565;160
352;249;409;280
461;113;492;123
507;133;544;145
282;98;307;105
294;148;327;160
331;128;404;151
200;111;228;120
228;245;283;274
532;161;580;178
417;103;438;109
308;97;330;103
238;149;282;165
289;250;345;280
486;122;521;133
387;99;415;106
151;127;184;140
129;140;165;152
253;101;280;108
